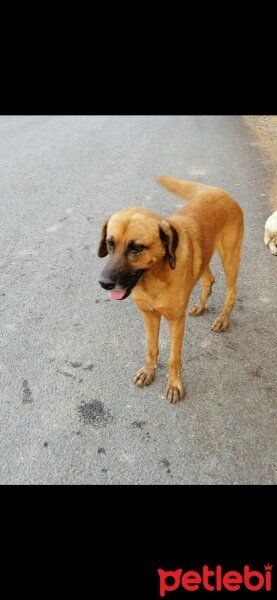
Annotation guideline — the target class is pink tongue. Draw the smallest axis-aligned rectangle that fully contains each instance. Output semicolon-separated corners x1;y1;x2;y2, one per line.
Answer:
108;288;127;300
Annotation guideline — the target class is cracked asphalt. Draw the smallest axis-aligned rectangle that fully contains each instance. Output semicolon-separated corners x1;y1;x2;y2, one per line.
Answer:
0;115;276;484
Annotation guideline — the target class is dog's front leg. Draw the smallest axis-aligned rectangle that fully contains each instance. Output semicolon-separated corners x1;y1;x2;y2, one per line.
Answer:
165;316;186;403
133;310;161;387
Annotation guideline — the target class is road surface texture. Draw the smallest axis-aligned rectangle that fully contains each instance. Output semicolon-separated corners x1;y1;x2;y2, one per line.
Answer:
0;116;276;485
245;115;277;211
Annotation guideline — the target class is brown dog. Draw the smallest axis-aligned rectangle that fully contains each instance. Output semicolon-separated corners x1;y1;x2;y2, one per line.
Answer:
98;176;244;402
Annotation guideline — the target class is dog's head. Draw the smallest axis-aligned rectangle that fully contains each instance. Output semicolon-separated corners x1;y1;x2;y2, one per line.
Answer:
98;208;179;300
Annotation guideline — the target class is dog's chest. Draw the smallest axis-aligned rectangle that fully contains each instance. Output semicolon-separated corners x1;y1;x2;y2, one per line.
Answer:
132;279;187;318
132;290;163;313
132;276;164;309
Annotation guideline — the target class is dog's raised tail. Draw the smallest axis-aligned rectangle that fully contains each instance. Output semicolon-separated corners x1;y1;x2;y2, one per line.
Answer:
157;176;218;202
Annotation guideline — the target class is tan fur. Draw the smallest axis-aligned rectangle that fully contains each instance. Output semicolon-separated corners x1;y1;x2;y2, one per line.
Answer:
98;177;244;402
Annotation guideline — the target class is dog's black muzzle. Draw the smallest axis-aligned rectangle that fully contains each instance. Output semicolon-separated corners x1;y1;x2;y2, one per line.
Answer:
99;267;147;298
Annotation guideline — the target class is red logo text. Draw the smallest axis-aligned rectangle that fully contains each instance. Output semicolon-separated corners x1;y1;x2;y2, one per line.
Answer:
158;564;273;595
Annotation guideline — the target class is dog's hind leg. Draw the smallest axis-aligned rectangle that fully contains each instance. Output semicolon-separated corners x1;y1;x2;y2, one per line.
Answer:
212;230;243;332
189;267;215;316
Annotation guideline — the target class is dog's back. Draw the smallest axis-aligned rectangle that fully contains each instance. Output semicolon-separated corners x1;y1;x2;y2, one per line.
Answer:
158;176;244;255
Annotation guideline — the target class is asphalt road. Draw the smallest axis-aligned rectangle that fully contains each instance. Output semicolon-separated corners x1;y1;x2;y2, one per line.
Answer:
0;116;276;484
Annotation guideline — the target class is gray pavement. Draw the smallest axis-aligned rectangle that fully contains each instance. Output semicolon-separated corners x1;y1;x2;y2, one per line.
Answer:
0;115;276;484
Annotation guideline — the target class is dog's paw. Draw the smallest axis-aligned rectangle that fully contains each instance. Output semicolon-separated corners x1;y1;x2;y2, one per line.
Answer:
165;379;185;403
270;245;277;255
211;314;230;332
133;366;156;387
188;302;206;316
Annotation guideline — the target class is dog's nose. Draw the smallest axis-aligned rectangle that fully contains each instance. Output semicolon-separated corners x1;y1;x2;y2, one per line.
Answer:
99;276;115;290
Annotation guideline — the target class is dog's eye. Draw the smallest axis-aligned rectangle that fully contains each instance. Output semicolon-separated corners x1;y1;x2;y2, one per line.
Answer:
128;243;145;255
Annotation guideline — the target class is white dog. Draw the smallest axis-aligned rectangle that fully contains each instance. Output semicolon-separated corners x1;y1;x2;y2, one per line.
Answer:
264;210;277;255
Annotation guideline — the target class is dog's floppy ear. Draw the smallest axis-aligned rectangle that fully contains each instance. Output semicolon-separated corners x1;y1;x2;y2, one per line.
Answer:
98;219;109;257
159;221;179;269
